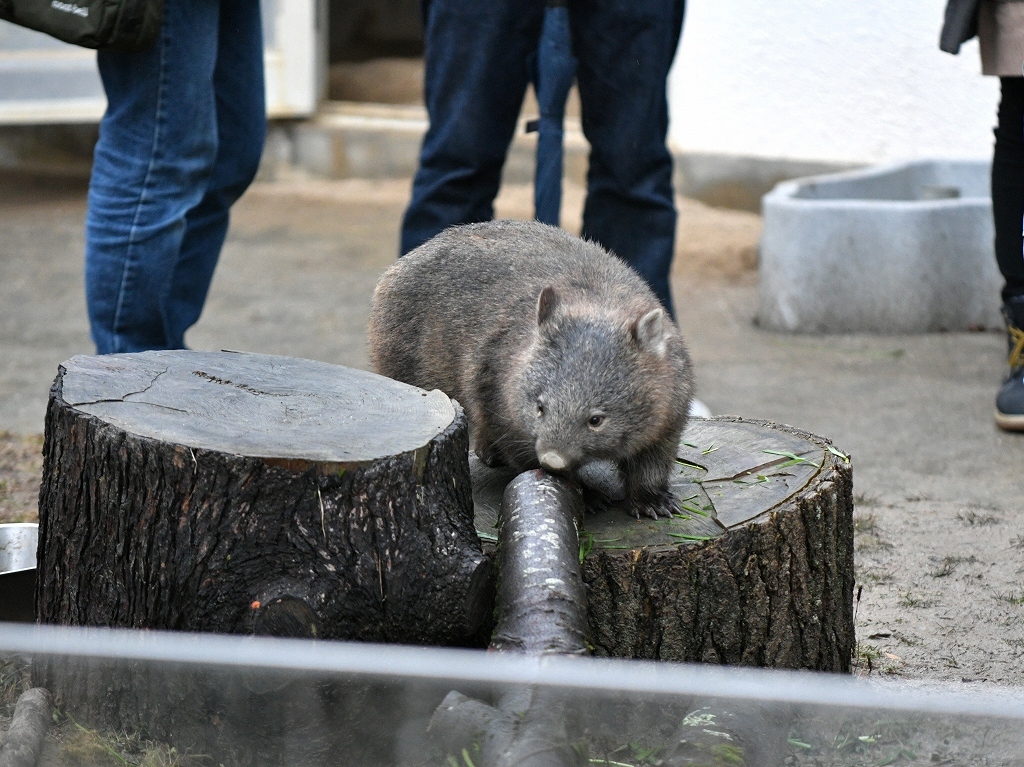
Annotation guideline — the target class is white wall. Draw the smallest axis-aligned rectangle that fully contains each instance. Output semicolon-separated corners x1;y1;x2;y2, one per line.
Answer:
668;0;1002;165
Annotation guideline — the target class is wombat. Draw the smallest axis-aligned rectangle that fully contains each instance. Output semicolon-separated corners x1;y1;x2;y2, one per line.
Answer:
367;220;695;520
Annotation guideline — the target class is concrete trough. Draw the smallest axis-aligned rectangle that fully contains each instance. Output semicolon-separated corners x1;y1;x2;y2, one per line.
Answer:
758;160;1002;333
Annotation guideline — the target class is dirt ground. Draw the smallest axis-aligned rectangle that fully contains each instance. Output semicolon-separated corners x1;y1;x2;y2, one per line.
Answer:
2;174;1023;694
0;431;42;524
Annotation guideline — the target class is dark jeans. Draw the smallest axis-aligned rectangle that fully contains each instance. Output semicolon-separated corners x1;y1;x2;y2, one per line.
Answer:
401;0;685;316
85;0;266;353
993;76;1024;303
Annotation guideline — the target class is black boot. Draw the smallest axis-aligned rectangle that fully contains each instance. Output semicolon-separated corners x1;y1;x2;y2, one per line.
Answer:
995;296;1024;431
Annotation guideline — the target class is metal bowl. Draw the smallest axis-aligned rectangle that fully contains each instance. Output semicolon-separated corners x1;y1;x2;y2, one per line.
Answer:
0;523;38;622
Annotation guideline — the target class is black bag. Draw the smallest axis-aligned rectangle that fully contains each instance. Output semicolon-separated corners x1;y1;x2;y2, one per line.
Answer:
0;0;163;52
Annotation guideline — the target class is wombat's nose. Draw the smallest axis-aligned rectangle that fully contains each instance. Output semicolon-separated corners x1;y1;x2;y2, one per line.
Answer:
538;450;568;471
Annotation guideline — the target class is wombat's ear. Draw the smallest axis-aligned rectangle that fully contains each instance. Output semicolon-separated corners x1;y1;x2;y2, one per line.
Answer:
537;286;559;326
631;308;668;356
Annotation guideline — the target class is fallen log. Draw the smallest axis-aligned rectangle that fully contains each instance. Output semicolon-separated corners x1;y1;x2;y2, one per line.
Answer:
0;688;52;767
430;472;589;767
489;471;588;656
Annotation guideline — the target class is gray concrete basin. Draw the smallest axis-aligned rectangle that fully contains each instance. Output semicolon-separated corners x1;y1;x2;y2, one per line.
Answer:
758;160;1002;333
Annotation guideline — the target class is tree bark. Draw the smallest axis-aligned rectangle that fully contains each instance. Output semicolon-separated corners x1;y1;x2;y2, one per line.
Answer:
37;350;491;645
472;416;855;671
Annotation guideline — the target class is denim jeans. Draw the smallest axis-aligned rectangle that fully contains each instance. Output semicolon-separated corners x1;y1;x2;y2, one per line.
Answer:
401;0;685;316
85;0;266;354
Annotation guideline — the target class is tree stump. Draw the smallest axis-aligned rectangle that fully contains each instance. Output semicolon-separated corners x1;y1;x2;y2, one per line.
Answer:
472;416;855;671
37;350;492;645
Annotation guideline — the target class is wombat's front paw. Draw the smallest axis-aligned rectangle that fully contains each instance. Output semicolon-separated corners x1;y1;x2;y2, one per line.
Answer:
632;490;679;521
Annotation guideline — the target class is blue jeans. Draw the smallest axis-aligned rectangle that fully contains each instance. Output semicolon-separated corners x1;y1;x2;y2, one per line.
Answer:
85;0;266;354
401;0;685;315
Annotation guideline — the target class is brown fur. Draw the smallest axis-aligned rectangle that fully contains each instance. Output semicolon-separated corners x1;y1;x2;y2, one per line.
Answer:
368;220;695;519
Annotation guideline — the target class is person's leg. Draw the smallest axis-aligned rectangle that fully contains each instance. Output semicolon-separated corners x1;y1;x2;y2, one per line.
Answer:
165;0;266;348
400;0;544;255
993;76;1024;430
992;76;1024;303
85;0;223;354
569;0;684;316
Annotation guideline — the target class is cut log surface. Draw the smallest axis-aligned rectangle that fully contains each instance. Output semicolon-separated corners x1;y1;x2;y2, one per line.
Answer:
59;351;455;466
37;351;491;645
472;417;855;671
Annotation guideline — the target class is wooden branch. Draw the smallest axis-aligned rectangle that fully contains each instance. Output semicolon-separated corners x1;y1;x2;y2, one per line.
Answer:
430;470;589;767
659;698;794;767
428;692;514;763
489;471;588;656
486;472;588;766
0;688;52;767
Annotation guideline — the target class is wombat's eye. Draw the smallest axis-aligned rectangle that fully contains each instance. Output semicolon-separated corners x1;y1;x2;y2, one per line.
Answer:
588;414;605;428
536;402;545;418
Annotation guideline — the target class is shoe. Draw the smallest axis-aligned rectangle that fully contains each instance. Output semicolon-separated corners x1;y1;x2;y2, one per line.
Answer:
995;296;1024;431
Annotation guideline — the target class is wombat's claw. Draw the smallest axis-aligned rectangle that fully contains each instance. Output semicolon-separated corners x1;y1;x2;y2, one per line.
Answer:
634;493;679;520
